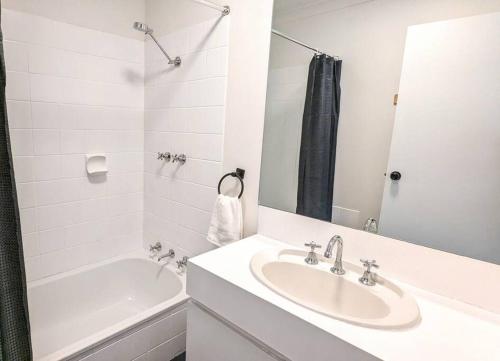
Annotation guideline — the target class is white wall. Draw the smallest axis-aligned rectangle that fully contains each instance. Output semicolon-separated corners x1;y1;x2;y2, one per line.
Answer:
222;0;274;236
267;0;500;226
1;0;146;40
142;8;230;257
3;9;145;281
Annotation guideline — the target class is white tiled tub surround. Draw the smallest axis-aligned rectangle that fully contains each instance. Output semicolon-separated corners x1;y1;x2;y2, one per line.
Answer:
3;9;145;281
143;16;230;259
28;253;188;361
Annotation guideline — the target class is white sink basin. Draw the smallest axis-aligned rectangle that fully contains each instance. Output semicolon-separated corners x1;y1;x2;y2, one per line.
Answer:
250;249;420;329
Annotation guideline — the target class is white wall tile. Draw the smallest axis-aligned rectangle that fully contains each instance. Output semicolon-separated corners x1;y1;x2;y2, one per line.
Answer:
4;11;145;281
61;130;86;153
22;232;39;258
24;257;43;282
13;156;34;183
200;77;227;106
5;10;230;281
35;179;81;206
33;129;60;155
58;50;83;78
4;41;29;72
32;155;62;181
7;101;32;129
38;227;66;254
28;45;61;75
31;102;61;129
10;129;33;156
61;154;86;178
36;203;81;231
188;107;225;135
6;72;30;100
206;47;228;77
143;19;229;259
58;104;81;129
80;177;107;200
17;182;36;209
30;74;61;103
36;249;69;279
20;208;37;234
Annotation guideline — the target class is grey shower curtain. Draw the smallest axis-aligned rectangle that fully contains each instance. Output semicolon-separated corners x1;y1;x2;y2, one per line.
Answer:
0;11;33;361
296;54;342;222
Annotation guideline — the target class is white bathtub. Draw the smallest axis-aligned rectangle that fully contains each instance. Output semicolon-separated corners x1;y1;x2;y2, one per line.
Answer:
28;253;189;361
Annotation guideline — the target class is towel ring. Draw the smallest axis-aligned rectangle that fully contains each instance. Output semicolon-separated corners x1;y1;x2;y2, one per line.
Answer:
218;168;245;199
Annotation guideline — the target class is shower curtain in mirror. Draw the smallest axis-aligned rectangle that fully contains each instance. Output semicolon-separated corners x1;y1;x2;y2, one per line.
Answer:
0;14;33;361
296;54;342;222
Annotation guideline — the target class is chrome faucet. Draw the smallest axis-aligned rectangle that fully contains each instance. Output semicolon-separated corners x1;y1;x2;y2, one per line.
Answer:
324;235;345;275
304;242;322;265
157;249;175;262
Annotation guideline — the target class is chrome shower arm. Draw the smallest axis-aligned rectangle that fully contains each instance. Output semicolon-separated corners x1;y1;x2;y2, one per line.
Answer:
147;31;181;66
133;21;181;66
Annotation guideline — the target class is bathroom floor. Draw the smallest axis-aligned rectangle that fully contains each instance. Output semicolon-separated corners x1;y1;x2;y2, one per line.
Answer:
172;352;186;361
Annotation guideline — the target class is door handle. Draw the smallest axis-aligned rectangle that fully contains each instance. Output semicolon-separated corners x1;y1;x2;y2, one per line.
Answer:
389;171;402;181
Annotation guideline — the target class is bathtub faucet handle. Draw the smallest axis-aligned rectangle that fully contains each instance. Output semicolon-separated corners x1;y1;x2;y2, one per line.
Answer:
158;249;175;262
149;242;162;255
176;256;189;271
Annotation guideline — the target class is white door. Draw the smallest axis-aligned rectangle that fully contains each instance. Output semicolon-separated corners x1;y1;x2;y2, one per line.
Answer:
379;13;500;263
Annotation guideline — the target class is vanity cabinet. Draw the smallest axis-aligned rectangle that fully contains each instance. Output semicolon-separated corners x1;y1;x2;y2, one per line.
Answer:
186;302;281;361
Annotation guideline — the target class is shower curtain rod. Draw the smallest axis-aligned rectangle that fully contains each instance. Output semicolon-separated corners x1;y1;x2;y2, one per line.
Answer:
192;0;230;15
271;29;340;59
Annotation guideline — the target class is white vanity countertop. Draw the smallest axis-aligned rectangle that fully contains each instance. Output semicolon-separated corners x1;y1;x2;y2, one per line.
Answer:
189;235;500;361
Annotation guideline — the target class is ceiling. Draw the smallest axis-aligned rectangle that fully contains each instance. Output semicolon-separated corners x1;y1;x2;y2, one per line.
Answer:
273;0;374;23
274;0;333;13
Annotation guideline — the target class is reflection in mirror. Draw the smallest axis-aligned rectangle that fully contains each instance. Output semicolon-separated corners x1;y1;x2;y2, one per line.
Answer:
259;0;500;264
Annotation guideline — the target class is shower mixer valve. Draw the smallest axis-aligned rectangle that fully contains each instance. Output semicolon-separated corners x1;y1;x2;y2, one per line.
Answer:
172;154;187;164
156;152;186;164
157;152;172;162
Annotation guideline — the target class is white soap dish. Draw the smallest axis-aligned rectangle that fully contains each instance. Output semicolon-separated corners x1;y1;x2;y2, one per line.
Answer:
86;154;108;175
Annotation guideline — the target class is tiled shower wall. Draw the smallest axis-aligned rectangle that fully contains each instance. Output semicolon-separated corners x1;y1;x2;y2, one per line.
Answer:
143;16;229;257
3;9;145;281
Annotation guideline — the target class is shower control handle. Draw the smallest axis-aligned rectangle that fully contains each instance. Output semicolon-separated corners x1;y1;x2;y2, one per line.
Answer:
157;152;171;162
173;154;187;164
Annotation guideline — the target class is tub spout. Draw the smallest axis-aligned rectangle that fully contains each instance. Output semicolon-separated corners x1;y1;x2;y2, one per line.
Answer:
158;249;175;262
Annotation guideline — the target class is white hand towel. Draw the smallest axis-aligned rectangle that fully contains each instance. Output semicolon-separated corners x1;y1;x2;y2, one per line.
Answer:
207;194;243;247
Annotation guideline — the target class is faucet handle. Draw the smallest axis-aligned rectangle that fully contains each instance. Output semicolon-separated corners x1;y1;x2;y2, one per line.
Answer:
304;242;321;265
157;152;171;161
304;242;322;251
359;260;379;286
149;242;162;253
360;259;379;272
176;256;189;270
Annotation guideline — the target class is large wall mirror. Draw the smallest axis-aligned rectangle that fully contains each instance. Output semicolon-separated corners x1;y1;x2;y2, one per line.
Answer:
259;0;500;264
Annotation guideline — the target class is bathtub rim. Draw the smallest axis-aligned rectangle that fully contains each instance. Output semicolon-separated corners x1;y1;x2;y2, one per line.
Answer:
29;250;189;361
